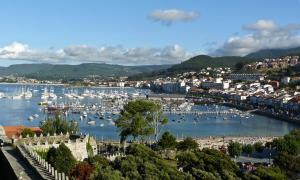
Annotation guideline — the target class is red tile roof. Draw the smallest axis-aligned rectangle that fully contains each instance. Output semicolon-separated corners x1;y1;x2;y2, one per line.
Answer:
3;126;42;138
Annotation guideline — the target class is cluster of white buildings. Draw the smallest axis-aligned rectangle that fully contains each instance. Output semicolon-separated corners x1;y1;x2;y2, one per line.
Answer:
209;82;300;116
246;56;299;70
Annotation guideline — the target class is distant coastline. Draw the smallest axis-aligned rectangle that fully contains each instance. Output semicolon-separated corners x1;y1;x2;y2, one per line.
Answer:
0;82;133;88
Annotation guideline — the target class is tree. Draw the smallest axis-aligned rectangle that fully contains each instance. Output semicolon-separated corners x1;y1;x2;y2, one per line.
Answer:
47;143;76;175
86;137;94;158
242;144;254;155
177;148;240;179
87;155;109;167
273;152;300;179
115;100;168;142
177;137;198;151
21;128;35;137
46;147;57;166
227;142;242;157
272;130;300;179
91;166;124;180
157;132;177;150
40;115;78;135
253;142;264;153
70;162;94;180
253;166;286;180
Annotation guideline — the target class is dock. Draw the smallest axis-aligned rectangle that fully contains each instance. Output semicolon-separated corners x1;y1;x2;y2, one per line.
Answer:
163;110;241;115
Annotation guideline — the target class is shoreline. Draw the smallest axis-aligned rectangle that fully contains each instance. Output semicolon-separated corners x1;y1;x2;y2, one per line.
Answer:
0;82;133;88
222;103;300;125
94;135;281;143
95;136;280;150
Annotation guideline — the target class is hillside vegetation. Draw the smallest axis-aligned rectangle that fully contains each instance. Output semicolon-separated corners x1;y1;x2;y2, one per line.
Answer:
245;47;300;59
129;55;256;80
0;63;171;80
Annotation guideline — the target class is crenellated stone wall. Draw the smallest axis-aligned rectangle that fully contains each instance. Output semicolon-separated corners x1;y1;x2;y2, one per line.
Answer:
13;132;97;161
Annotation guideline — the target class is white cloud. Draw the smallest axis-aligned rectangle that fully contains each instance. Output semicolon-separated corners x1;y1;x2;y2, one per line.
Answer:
0;42;193;65
149;9;199;26
214;19;300;56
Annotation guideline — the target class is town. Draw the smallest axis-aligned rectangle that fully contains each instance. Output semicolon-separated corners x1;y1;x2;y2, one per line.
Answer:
1;1;300;179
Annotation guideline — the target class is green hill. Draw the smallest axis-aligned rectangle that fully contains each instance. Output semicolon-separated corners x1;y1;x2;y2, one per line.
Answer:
129;55;256;80
245;47;300;59
169;55;255;72
0;63;171;80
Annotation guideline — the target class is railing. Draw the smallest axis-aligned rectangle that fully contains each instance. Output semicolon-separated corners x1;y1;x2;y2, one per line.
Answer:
17;144;69;180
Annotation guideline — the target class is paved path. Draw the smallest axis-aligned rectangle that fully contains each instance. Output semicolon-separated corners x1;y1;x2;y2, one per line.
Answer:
1;146;41;180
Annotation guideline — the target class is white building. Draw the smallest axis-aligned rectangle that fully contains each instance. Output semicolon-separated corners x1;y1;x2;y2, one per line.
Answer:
229;74;265;81
201;80;230;90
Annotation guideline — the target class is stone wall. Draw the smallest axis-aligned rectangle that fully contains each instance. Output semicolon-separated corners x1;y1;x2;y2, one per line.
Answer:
14;133;97;161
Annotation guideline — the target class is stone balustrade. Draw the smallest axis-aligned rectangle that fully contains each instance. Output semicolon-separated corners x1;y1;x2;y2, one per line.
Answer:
19;144;69;180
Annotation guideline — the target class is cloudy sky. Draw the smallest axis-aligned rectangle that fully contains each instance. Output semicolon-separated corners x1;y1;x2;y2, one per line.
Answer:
0;0;300;66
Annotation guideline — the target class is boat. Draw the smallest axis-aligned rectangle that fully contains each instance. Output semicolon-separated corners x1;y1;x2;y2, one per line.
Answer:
28;116;34;121
38;101;49;106
33;114;39;118
100;123;104;127
88;121;96;125
12;94;23;99
0;92;5;99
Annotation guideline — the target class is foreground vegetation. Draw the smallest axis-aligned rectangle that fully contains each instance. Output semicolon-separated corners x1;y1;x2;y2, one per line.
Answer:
25;100;300;179
30;126;300;179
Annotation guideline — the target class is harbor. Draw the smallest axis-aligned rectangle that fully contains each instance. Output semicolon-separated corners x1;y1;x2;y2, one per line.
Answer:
0;84;299;140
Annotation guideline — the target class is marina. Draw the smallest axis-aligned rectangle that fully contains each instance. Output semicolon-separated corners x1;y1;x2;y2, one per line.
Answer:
0;83;299;140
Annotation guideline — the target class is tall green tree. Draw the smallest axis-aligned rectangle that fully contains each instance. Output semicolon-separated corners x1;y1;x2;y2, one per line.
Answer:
157;131;177;150
54;143;77;174
40;115;78;135
115;100;168;142
242;144;254;155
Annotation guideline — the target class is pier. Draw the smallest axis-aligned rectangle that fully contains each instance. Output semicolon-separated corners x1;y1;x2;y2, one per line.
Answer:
163;110;241;116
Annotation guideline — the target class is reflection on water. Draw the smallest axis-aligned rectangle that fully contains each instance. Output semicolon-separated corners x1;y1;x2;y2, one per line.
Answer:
0;84;299;140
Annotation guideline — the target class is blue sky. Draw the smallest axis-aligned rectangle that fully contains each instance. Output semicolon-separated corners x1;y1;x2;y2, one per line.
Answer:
0;0;300;66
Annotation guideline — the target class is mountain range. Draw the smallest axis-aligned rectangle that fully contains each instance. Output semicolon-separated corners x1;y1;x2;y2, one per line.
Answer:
1;46;300;80
0;63;171;80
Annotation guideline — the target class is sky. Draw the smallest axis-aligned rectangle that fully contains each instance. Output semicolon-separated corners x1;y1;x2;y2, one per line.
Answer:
0;0;300;66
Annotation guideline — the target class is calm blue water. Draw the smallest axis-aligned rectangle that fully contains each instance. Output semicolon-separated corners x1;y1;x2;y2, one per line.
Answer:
0;84;299;140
